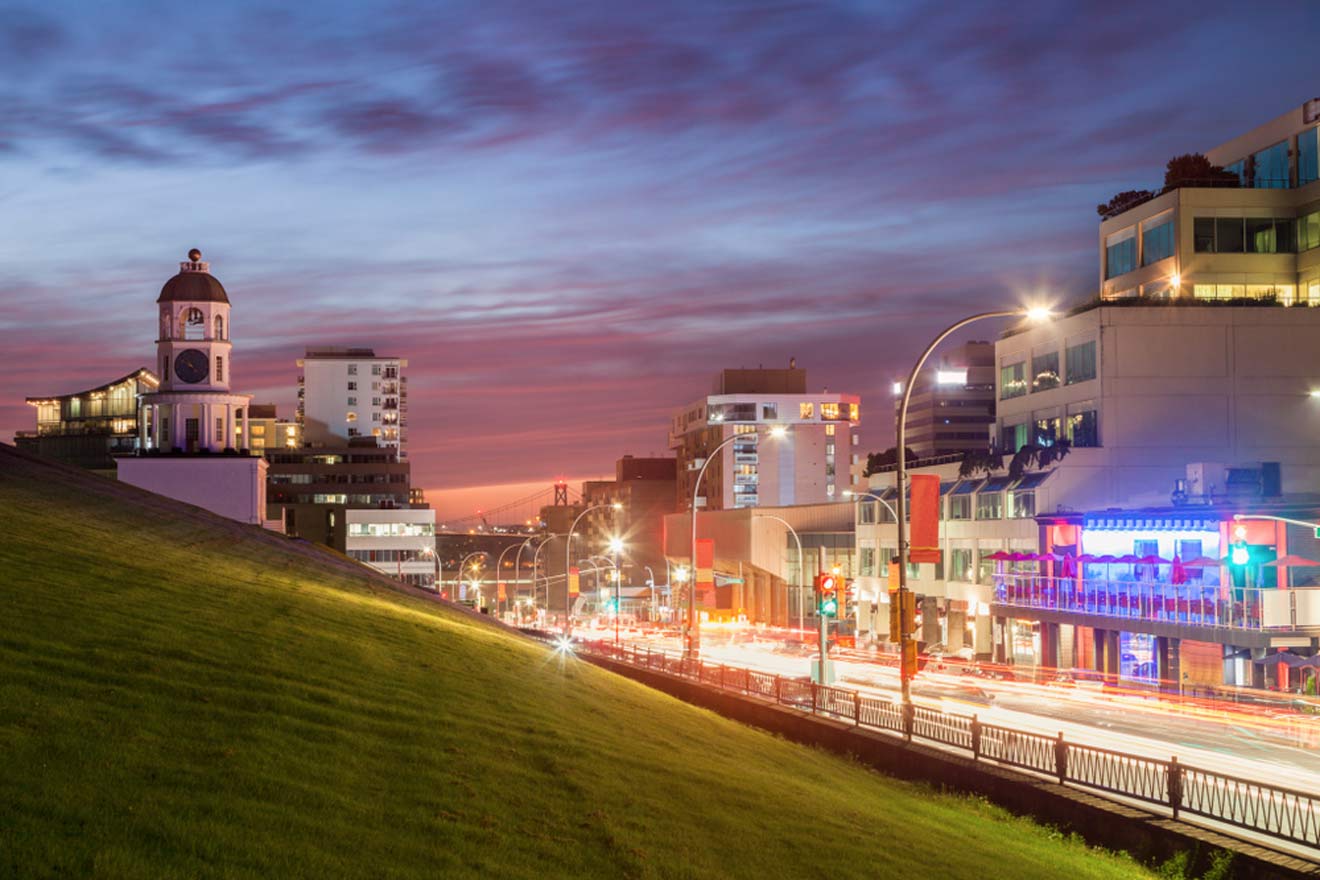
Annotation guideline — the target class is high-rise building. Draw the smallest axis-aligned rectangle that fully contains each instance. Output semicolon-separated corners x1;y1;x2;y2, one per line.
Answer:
670;365;860;511
892;341;995;457
298;348;408;459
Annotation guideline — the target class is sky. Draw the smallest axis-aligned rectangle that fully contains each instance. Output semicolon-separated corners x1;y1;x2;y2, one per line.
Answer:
2;1;1318;519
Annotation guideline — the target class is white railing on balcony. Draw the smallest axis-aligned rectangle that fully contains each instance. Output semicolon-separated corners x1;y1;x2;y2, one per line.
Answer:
993;573;1320;631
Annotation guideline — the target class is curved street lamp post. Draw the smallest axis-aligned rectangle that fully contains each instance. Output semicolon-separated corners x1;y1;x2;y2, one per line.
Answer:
894;308;1049;707
564;503;622;637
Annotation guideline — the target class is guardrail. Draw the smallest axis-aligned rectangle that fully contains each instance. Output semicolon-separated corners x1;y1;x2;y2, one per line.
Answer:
572;638;1320;853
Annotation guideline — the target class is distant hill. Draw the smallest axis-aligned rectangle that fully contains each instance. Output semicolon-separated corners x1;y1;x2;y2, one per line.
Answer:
0;444;1149;878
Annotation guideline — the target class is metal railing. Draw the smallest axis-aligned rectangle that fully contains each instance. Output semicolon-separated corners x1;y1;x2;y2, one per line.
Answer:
994;573;1320;631
571;638;1320;853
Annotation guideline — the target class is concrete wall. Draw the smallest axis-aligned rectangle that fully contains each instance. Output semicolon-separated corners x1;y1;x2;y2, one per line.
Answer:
118;455;267;525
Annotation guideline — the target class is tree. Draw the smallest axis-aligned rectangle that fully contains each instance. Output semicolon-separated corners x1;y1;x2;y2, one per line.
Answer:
958;450;1003;479
863;446;917;477
1006;438;1072;481
1096;189;1154;218
1164;153;1239;189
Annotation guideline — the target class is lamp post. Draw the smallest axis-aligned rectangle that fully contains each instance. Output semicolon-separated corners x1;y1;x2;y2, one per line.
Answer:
672;566;689;633
512;535;541;619
565;503;622;637
843;489;902;644
608;536;626;646
643;565;657;623
894;307;1051;706
530;533;559;617
495;539;531;618
457;551;491;607
752;513;806;633
420;545;441;594
687;425;787;657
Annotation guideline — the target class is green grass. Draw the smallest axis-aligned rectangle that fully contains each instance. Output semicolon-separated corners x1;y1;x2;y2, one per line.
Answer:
0;447;1152;879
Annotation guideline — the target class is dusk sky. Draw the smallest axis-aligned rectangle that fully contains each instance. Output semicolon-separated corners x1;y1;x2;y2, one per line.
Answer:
3;1;1318;519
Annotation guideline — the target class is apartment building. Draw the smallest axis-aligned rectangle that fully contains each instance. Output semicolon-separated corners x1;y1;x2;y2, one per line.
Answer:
345;508;438;589
671;365;860;511
298;348;408;459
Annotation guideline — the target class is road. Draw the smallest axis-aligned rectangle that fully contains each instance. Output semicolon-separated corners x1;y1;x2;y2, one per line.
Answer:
585;624;1320;795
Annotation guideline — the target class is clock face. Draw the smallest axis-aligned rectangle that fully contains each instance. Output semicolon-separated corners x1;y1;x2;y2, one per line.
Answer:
174;348;210;384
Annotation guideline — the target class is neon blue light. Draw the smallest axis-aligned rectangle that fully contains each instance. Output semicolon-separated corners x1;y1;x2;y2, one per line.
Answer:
1231;546;1250;565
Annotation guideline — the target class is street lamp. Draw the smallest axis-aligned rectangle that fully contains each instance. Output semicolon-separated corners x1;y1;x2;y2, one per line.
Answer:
530;533;559;616
894;307;1052;706
457;551;491;607
565;503;622;636
495;539;533;618
419;545;442;594
687;424;788;657
608;536;626;646
752;513;805;633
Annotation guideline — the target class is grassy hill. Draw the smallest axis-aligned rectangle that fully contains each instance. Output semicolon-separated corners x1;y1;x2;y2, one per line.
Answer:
0;445;1151;879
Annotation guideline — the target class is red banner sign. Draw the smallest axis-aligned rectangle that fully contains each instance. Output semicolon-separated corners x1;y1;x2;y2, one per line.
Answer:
909;474;941;564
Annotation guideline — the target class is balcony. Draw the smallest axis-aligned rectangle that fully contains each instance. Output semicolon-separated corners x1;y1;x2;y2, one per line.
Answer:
993;573;1320;633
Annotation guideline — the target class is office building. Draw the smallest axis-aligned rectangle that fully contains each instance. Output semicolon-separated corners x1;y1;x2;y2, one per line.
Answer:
298;348;408;459
893;341;995;457
266;440;413;549
345;508;438;589
19;368;158;472
240;403;301;453
670;365;861;511
1100;98;1320;304
581;455;678;590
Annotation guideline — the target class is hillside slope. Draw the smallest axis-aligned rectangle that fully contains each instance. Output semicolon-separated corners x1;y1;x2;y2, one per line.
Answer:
0;445;1150;879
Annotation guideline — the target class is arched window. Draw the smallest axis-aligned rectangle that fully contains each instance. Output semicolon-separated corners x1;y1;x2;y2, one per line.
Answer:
183;308;205;340
214;314;224;340
160;310;172;339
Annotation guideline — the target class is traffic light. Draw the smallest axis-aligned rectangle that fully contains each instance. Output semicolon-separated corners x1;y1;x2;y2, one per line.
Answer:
1230;525;1250;567
815;573;839;618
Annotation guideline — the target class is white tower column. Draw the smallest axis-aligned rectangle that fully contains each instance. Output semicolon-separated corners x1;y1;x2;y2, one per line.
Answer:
241;407;250;452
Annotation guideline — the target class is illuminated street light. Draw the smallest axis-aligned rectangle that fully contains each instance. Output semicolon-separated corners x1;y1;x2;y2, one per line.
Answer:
564;503;622;637
893;306;1052;707
687;426;788;657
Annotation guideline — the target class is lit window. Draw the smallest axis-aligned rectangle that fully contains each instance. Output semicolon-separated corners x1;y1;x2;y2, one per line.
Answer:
800;402;814;419
849;403;859;420
821;402;840;419
1000;361;1027;399
1064;341;1096;384
346;412;357;422
825;424;836;436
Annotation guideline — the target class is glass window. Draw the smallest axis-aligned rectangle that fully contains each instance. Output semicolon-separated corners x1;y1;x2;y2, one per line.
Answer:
1246;217;1276;253
975;491;1003;520
347;364;358;376
1001;421;1029;453
948;495;971;521
1065;340;1096;384
1276;218;1296;253
1033;416;1060;446
761;403;777;420
1009;490;1036;519
949;548;973;582
215;356;224;382
1000;361;1027;399
1252;141;1289;188
1194;217;1216;252
1031;350;1060;392
1216;217;1244;253
858;501;877;525
372;364;381;375
1105;235;1137;278
821;402;840;419
1300;211;1320;251
1301;127;1319;187
799;402;813;419
1142;219;1175;265
859;547;876;577
1066;407;1099;448
976;551;997;584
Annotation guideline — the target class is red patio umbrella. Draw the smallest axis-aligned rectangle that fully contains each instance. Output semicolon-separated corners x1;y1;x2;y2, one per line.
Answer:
1184;556;1222;567
1263;554;1320;567
984;550;1015;561
1060;554;1078;579
1171;555;1188;585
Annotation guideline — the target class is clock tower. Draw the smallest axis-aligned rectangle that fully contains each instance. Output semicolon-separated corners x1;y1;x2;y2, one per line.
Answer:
143;249;252;452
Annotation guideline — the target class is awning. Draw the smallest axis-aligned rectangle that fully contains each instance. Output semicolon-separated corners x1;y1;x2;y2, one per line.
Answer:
1013;471;1052;490
1084;513;1220;532
950;480;982;495
980;476;1014;492
880;487;898;501
939;481;959;496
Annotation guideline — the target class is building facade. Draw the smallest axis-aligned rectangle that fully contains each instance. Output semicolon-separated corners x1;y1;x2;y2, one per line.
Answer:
1100;98;1320;304
671;366;861;511
345;508;438;589
894;341;996;458
298;348;408;458
581;455;678;590
117;250;272;527
19;368;158;472
241;403;301;453
266;440;413;549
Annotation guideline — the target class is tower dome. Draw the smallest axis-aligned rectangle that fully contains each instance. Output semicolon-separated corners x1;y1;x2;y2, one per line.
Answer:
157;248;229;304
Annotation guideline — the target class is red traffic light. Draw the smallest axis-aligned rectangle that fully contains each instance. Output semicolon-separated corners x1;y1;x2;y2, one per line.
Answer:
815;573;837;594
